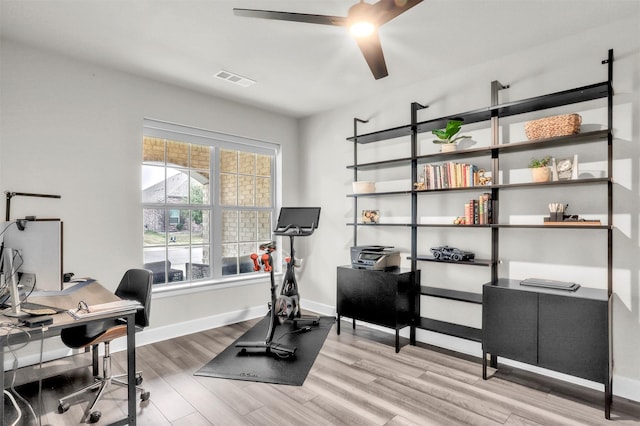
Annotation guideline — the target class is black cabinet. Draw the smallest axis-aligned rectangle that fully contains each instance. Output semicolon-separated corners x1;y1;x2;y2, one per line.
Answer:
483;279;611;416
482;284;538;364
336;266;417;352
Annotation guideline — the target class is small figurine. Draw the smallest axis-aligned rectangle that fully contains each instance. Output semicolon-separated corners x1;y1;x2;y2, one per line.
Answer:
477;169;492;185
430;246;475;262
453;216;466;225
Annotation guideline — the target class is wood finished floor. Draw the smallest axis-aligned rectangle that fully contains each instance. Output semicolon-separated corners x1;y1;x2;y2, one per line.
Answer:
4;318;640;425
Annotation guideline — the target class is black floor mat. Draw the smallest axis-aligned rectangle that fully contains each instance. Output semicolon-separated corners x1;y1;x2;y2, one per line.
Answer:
194;315;335;386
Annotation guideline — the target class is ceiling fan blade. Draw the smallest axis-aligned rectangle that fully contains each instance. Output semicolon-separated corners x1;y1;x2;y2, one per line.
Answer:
354;32;388;79
233;8;347;26
372;0;423;26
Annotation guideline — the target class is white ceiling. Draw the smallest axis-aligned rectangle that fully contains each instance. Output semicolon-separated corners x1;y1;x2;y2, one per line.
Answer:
1;0;638;118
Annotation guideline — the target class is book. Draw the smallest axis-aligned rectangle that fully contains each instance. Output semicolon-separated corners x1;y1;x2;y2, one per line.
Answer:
472;199;479;224
422;162;487;190
481;192;491;224
464;203;472;225
68;299;141;319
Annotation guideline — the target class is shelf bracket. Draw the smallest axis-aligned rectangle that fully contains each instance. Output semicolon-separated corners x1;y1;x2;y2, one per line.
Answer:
353;117;369;143
410;102;428;124
411;102;428;111
492;80;510;92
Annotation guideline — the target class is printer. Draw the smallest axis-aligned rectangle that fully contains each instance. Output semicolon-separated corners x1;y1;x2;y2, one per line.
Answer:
350;246;400;271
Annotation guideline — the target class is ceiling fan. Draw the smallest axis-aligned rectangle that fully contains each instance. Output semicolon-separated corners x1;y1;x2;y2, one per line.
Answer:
233;0;424;80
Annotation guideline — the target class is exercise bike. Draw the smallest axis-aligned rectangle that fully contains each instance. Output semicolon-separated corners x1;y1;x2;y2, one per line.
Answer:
235;241;297;357
235;207;321;357
273;207;321;327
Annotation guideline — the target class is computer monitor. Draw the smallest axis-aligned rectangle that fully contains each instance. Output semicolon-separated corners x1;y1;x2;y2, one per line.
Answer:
275;207;321;232
1;220;63;291
1;246;28;318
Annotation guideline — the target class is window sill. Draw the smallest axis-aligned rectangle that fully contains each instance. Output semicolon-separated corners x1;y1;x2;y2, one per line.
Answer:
150;272;282;299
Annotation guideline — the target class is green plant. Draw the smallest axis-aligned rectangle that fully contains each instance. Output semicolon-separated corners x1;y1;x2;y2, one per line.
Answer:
528;156;552;168
432;120;471;144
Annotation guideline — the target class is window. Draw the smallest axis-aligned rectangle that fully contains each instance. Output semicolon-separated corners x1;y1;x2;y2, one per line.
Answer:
142;119;278;288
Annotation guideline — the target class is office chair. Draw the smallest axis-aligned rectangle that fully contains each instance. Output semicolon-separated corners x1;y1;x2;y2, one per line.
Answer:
57;269;153;424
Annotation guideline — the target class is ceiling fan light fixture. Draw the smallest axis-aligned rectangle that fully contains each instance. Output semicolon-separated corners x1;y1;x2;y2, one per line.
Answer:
349;20;376;37
347;1;377;38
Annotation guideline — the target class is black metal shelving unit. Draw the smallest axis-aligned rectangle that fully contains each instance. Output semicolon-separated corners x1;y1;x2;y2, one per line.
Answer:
346;49;614;418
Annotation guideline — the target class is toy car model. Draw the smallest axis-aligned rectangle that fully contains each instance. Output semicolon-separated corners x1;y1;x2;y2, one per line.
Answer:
430;246;475;262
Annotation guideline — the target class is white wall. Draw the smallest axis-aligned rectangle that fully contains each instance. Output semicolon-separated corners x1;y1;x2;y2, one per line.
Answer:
298;17;640;401
0;39;300;335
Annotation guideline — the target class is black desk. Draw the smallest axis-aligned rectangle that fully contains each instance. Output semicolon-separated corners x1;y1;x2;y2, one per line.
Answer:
1;280;139;425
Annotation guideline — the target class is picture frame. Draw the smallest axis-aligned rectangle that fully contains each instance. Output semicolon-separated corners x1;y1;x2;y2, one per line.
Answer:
361;210;380;224
555;154;579;181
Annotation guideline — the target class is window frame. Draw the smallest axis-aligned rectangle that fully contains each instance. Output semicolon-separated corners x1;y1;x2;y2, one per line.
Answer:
142;119;280;293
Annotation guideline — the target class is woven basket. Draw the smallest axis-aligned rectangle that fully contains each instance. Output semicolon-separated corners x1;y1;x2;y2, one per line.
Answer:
524;113;581;140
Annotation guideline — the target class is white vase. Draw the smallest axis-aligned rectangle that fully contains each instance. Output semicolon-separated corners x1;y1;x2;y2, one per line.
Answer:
440;144;457;153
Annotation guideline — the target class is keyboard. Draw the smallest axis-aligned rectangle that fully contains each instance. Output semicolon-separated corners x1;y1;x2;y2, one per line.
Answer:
18;302;63;316
520;278;580;291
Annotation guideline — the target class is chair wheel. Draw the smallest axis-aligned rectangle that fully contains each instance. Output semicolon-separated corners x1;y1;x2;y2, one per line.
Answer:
141;391;151;401
57;402;70;413
89;411;102;423
135;374;143;385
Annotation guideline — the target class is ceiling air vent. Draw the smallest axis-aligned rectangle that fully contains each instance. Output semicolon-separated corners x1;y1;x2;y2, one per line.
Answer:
215;70;255;87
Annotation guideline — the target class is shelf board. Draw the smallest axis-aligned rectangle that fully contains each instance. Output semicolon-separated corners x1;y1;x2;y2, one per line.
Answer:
415;186;493;194
347;157;412;171
347;190;412;197
413;256;491;266
494;177;609;190
347;223;411;227
420;286;483;304
417;318;482;342
346;123;412;144
492;81;610;118
494;129;609;154
414;176;608;194
493;223;610;230
415;224;491;229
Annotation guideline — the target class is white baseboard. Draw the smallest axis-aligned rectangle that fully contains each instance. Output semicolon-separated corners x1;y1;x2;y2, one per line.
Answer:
5;305;268;371
111;304;267;352
300;299;336;317
614;375;640;402
122;300;337;352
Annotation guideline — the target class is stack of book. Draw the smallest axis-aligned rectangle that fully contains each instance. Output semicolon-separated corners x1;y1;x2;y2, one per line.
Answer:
422;162;485;189
464;193;492;225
